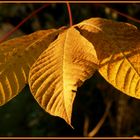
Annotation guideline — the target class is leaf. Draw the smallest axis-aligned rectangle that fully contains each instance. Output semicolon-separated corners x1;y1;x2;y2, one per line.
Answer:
29;27;98;126
76;17;140;99
0;28;61;106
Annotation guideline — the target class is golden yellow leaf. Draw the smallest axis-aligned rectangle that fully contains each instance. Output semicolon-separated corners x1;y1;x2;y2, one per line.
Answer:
29;27;98;125
0;28;60;106
76;17;140;99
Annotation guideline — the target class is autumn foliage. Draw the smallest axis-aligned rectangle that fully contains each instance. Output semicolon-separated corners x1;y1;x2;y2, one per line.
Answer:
0;16;140;129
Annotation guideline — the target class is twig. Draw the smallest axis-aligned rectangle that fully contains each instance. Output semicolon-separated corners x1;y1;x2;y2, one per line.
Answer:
0;4;49;44
99;4;140;24
83;115;89;137
66;1;73;27
87;102;112;137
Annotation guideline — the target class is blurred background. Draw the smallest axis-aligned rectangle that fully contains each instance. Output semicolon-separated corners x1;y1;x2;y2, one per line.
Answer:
0;3;140;137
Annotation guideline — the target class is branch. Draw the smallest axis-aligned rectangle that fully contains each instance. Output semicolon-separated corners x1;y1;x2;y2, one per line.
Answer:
83;115;89;137
0;4;49;44
87;102;112;137
99;4;140;24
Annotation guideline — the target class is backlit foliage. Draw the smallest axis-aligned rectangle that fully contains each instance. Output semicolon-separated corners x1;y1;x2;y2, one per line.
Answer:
1;17;140;127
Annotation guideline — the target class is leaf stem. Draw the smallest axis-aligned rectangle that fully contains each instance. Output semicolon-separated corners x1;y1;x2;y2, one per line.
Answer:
66;1;73;27
0;4;49;44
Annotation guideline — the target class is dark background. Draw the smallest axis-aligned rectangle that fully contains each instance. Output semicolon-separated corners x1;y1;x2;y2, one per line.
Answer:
0;3;140;137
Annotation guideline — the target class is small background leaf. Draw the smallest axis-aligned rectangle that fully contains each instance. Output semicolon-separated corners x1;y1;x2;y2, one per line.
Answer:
0;23;24;40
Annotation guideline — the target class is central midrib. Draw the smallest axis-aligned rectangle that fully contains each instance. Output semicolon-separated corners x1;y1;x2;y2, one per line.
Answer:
62;29;70;124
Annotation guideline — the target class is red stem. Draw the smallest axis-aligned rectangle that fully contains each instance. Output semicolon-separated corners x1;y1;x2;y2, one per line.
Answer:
66;1;73;27
0;4;49;44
